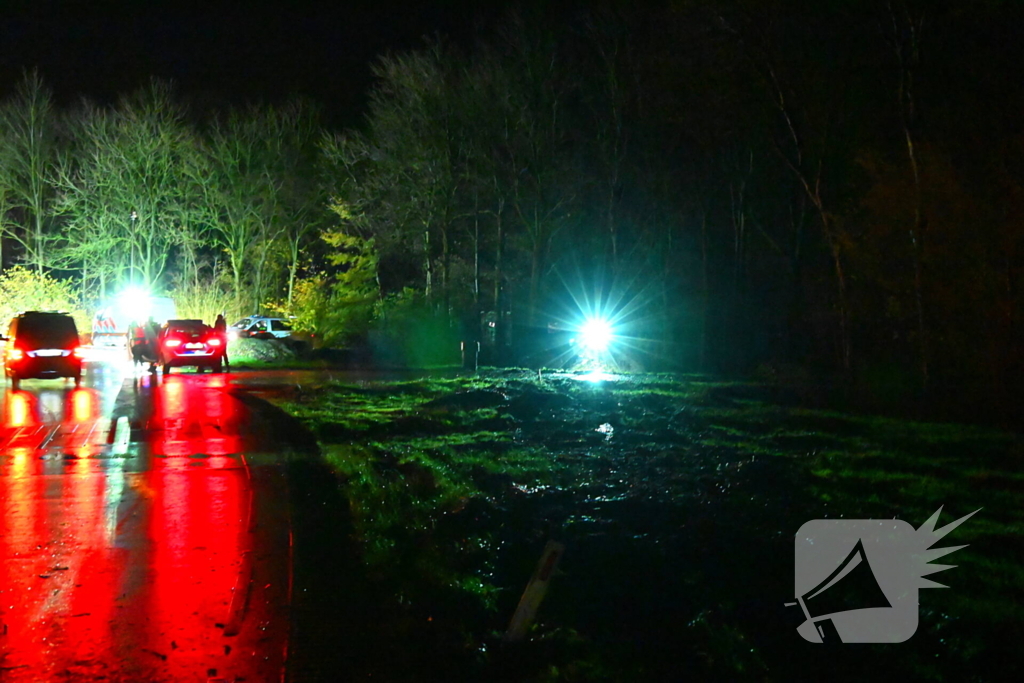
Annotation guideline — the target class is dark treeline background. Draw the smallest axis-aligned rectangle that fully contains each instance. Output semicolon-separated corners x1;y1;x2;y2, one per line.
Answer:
1;1;1021;420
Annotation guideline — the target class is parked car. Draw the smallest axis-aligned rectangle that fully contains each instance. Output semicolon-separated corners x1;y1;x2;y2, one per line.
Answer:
2;311;84;390
229;316;292;340
158;319;226;373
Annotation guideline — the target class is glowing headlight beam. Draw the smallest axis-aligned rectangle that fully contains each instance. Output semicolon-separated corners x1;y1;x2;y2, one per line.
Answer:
578;317;613;352
118;286;152;320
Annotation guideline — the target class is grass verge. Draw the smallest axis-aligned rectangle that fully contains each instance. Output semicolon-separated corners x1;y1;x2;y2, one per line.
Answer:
273;369;1024;681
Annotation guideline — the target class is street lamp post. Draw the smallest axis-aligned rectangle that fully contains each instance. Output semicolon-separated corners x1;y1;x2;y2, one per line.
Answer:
129;210;137;285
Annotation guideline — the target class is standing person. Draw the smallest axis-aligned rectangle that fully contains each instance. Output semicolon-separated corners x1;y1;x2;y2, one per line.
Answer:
129;319;148;368
214;313;230;369
144;317;160;372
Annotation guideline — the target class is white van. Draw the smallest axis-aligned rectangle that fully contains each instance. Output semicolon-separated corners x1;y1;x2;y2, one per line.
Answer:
92;295;178;348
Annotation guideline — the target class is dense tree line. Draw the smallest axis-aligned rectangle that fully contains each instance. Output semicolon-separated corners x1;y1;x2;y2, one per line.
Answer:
324;2;1023;413
0;74;326;320
1;1;1021;417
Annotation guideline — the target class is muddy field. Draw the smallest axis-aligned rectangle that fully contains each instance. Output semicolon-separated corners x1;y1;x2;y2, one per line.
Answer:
272;370;1024;682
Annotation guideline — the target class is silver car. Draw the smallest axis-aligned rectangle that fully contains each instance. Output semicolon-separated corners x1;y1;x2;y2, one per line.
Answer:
229;316;293;340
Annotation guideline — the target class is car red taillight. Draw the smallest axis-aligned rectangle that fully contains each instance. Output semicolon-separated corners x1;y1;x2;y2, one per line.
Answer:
73;346;85;359
165;339;182;348
208;337;222;347
8;348;24;361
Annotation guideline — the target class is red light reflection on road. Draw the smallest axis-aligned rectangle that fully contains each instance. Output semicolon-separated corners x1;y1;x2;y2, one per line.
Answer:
148;375;243;456
58;456;117;665
0;445;52;676
64;388;104;457
143;457;249;678
5;391;38;428
0;377;276;680
0;446;47;577
0;388;104;456
70;387;97;422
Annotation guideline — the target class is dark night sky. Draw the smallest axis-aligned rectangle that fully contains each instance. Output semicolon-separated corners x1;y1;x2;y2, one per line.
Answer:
0;0;515;127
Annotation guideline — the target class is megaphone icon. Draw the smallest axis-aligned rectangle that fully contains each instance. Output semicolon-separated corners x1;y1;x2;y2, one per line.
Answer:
789;538;892;643
791;509;978;643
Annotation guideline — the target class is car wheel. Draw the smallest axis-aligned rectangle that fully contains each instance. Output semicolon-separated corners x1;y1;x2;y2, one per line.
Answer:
213;361;223;373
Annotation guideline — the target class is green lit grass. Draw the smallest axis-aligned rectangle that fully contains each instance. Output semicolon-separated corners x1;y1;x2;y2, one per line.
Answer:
272;371;1024;681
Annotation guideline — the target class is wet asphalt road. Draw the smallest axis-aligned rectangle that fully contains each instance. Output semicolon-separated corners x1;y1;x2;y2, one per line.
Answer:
0;355;306;682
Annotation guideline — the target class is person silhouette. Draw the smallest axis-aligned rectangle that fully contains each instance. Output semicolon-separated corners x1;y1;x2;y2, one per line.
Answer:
214;313;230;369
144;317;159;372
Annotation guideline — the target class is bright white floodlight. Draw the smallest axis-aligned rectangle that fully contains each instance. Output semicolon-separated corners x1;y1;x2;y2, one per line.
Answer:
118;286;152;319
579;317;613;352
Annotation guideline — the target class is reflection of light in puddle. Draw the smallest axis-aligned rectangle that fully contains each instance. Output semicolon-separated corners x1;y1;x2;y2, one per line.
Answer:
71;388;98;422
571;515;599;523
39;390;64;420
513;483;550;494
77;345;124;363
5;392;35;427
205;455;237;469
574;371;620;383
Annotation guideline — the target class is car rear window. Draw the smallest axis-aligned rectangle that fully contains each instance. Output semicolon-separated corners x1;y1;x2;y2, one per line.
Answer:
15;315;79;348
167;325;208;336
271;320;292;331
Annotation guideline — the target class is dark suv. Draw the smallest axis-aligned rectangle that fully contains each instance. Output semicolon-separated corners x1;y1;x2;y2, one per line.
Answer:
3;311;84;390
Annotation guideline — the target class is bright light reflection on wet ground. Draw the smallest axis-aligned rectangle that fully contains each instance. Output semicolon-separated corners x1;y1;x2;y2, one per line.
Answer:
565;370;622;383
0;361;285;681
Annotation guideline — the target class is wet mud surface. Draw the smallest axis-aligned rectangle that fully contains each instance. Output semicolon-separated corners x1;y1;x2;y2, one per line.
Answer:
275;370;1024;681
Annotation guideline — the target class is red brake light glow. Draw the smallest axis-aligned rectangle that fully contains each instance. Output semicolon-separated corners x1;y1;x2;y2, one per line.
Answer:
208;337;222;346
8;348;24;361
165;339;182;348
73;346;85;358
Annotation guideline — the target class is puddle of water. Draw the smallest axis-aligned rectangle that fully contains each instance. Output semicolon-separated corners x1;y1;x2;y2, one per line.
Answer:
550;371;622;383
